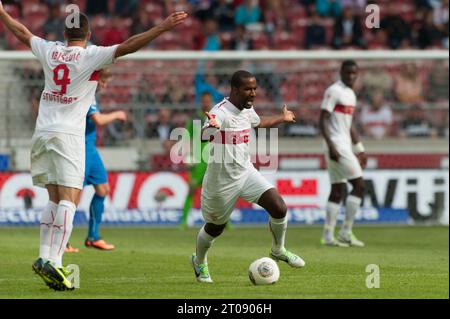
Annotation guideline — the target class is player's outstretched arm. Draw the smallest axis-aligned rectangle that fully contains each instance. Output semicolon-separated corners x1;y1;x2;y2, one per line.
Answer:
115;11;188;59
257;105;295;128
0;1;33;47
91;111;127;126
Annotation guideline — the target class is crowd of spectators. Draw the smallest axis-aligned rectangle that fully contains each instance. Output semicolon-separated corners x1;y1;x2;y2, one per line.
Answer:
0;0;448;50
1;0;448;148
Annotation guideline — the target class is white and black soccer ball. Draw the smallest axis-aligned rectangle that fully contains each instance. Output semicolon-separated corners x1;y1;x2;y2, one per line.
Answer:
248;257;280;285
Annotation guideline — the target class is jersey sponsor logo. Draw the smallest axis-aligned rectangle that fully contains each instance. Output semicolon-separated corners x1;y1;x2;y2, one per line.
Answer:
334;104;355;115
210;129;250;144
42;91;78;104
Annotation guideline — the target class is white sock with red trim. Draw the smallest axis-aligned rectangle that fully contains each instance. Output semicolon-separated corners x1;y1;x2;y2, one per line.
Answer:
39;201;58;260
48;200;76;268
269;216;287;254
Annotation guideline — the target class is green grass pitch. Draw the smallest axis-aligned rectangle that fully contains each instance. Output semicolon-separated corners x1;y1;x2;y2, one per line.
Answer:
0;226;448;299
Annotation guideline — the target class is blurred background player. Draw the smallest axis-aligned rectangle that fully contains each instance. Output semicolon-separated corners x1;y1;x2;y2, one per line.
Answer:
191;70;305;283
65;68;127;253
319;60;367;248
180;92;212;229
0;1;188;291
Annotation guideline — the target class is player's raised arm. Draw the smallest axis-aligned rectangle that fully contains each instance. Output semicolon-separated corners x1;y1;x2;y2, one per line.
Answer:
114;11;188;59
0;1;33;47
257;105;296;128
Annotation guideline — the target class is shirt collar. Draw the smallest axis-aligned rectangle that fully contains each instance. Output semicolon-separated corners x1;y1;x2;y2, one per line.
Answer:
223;98;242;115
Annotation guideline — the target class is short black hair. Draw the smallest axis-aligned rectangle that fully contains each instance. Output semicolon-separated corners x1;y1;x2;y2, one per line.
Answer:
341;60;358;71
230;70;255;88
65;12;90;41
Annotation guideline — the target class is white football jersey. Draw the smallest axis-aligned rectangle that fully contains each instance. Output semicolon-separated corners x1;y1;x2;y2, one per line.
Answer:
321;80;357;150
30;36;118;136
202;98;261;190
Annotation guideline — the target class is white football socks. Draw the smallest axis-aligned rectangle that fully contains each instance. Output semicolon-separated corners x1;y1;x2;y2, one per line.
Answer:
323;201;340;242
341;195;362;235
269;216;287;254
195;225;215;265
39;201;58;260
48;200;76;268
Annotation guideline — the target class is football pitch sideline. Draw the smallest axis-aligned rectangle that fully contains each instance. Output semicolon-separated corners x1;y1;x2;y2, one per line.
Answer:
0;226;448;299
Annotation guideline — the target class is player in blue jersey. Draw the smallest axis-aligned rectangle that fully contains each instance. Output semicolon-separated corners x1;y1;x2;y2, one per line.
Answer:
66;68;127;252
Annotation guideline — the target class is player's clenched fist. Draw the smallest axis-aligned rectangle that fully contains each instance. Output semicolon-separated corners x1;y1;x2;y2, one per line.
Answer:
205;111;220;129
282;104;296;123
160;11;188;31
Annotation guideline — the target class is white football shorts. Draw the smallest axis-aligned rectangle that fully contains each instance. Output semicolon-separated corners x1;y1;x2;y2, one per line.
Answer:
30;131;85;190
201;165;274;225
325;147;363;184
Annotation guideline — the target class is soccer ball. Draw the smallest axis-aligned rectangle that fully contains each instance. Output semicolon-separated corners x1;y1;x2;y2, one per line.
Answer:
248;257;280;285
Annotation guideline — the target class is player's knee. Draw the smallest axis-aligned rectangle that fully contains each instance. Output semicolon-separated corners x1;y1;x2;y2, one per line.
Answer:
272;198;287;219
351;179;365;197
204;223;226;238
329;189;344;203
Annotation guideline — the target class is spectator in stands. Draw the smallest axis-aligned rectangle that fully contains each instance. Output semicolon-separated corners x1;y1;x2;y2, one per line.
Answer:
415;9;443;48
439;109;449;138
432;0;449;30
399;104;438;138
164;0;191;15
162;77;189;105
304;5;327;49
340;0;366;13
194;18;221;51
360;91;394;139
394;63;424;104
283;106;319;137
131;10;155;39
361;67;393;100
230;25;254;50
366;29;389;50
43;3;65;42
211;0;235;32
234;0;262;26
114;0;139;18
194;65;224;104
192;0;214;21
332;5;366;49
380;3;412;49
86;0;109;16
400;104;437;137
132;79;158;138
427;59;449;102
146;108;175;140
263;0;287;34
101;15;128;46
316;0;342;17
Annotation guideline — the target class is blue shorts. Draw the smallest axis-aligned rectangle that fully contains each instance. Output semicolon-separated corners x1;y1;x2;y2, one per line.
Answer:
84;145;108;186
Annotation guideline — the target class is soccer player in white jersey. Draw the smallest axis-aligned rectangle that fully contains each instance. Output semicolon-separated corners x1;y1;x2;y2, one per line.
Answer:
191;70;306;283
319;60;367;248
0;1;187;290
